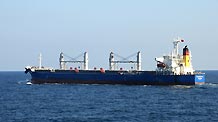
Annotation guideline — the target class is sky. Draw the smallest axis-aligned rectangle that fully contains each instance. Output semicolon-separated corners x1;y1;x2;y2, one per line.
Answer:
0;0;218;71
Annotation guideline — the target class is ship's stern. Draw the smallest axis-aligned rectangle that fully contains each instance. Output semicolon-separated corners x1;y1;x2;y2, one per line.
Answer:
195;73;205;85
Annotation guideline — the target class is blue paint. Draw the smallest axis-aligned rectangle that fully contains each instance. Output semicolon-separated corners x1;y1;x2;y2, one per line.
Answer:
29;70;205;85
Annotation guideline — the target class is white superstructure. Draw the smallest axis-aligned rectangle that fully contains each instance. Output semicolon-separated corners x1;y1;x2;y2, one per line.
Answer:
155;38;194;75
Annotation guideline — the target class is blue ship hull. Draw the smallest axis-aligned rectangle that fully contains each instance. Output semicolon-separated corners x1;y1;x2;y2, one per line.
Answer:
28;70;205;85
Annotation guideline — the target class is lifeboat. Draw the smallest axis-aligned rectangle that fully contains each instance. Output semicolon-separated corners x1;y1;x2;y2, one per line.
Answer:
157;62;166;68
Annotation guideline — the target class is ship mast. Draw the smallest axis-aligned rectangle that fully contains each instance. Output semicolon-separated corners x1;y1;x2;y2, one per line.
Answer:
173;37;183;56
39;53;42;69
59;52;89;70
84;52;88;70
59;52;66;70
109;51;141;71
136;51;141;71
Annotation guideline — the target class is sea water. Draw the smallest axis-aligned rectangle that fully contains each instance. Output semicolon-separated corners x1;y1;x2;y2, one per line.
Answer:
0;71;218;122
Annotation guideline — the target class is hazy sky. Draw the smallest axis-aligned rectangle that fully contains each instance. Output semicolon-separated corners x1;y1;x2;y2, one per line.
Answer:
0;0;218;71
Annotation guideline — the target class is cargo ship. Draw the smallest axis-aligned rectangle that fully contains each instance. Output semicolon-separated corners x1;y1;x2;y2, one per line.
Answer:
25;38;205;85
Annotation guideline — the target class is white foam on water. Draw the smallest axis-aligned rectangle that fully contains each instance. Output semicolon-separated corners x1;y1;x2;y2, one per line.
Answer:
17;79;29;84
193;83;218;89
205;83;218;87
172;85;193;89
26;81;32;85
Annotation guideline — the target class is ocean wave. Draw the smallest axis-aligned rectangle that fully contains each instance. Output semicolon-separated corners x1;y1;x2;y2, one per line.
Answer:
172;85;193;89
203;83;218;87
17;79;29;84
